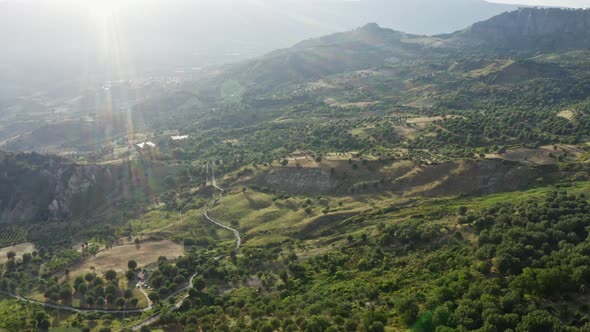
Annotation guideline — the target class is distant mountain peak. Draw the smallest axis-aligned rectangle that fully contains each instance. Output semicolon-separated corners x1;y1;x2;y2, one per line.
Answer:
455;7;590;50
360;22;383;31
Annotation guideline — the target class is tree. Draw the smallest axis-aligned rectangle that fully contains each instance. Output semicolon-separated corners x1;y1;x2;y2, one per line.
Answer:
105;270;117;281
38;319;50;330
259;322;274;332
396;297;419;326
105;284;117;295
148;292;160;303
126;270;135;281
96;297;105;306
180;299;192;311
128;260;138;270
432;302;453;326
77;283;88;295
193;276;206;292
115;297;126;309
129;297;139;307
124;289;133;299
370;322;385;332
6;251;15;260
517;310;561;331
86;295;95;306
5;259;16;272
59;286;72;302
458;206;468;216
84;273;95;283
22;253;32;264
74;277;85;290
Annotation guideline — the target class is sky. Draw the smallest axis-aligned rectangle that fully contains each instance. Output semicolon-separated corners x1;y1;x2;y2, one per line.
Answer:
488;0;590;7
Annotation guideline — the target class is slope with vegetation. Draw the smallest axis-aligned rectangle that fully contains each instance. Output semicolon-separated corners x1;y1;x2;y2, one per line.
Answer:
5;7;590;332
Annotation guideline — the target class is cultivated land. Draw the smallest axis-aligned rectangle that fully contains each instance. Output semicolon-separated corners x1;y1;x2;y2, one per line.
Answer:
0;242;35;263
67;240;183;275
7;8;590;332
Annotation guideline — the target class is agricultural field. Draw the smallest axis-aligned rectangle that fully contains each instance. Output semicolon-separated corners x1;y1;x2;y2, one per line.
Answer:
486;144;585;165
0;242;35;263
66;240;184;276
6;7;590;332
0;225;29;248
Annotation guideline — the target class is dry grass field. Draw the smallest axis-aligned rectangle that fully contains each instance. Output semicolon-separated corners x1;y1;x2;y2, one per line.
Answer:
557;109;575;121
486;144;584;165
0;242;35;263
67;240;184;276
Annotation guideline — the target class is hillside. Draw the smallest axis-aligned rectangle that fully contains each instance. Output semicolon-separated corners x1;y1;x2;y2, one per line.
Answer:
208;8;590;93
7;6;590;332
0;0;516;95
449;8;590;50
225;24;429;90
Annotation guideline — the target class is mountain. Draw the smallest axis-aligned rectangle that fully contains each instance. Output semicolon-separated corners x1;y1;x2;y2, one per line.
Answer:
8;5;590;332
0;0;516;99
224;24;429;90
449;7;590;50
214;7;590;92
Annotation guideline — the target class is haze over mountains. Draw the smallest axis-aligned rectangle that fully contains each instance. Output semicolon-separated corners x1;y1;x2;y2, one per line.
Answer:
221;7;590;92
7;4;590;331
0;0;518;96
4;6;590;223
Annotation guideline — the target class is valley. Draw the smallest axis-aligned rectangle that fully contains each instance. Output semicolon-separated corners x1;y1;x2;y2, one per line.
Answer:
4;6;590;332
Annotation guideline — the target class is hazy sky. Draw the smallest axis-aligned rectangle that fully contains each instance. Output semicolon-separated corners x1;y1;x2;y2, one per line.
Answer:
489;0;590;7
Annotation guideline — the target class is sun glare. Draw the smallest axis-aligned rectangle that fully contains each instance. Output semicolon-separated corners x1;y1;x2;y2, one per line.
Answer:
85;0;121;17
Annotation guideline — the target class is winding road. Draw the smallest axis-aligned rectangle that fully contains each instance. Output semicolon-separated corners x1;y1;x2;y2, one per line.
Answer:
204;211;241;250
131;164;241;330
130;272;199;331
205;161;240;250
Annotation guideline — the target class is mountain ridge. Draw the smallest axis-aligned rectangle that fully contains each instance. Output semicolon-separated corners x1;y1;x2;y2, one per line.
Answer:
451;7;590;50
215;7;590;92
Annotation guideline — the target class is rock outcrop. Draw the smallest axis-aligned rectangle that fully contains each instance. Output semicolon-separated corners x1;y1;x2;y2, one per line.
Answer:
0;152;106;223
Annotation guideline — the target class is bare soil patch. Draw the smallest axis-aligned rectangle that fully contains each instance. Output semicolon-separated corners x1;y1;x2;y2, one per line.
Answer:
486;144;583;165
68;240;183;275
0;242;35;263
557;110;575;121
405;115;460;125
325;98;380;109
393;125;418;137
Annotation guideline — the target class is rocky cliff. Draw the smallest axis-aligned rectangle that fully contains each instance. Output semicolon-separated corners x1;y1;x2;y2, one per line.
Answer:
0;152;107;223
0;150;178;225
